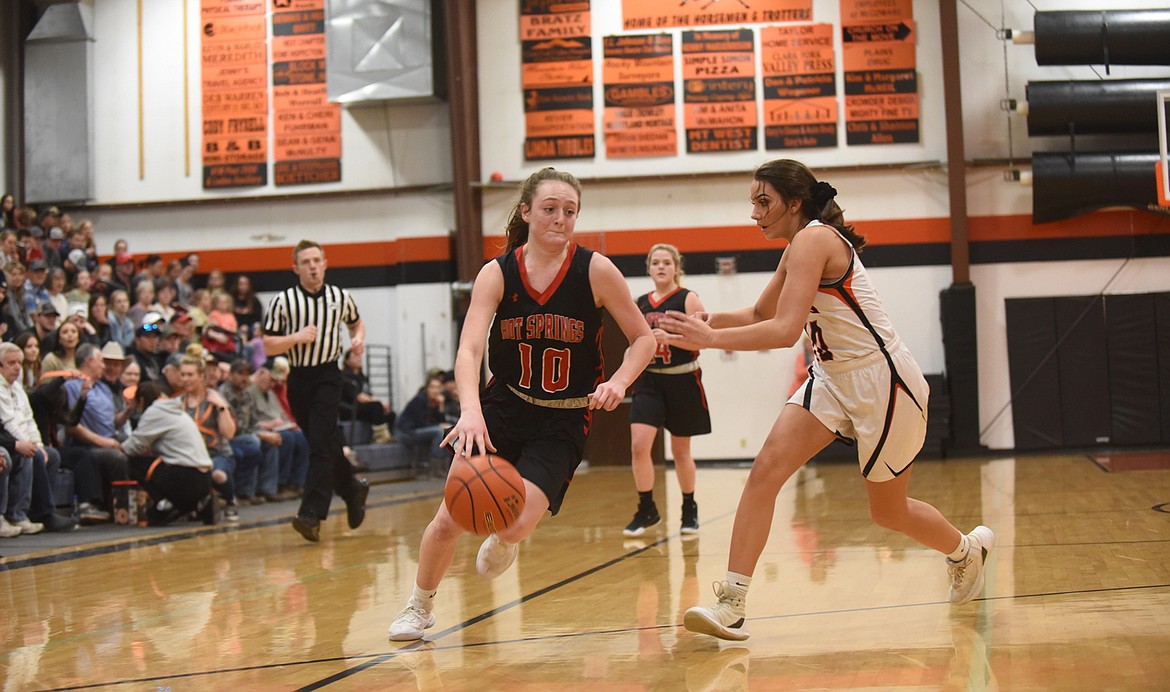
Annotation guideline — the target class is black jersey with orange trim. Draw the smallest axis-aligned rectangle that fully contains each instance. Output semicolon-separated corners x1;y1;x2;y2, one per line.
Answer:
637;287;699;367
488;243;604;405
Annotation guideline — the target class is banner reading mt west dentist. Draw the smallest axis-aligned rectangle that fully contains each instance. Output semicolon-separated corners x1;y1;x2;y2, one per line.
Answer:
682;29;757;154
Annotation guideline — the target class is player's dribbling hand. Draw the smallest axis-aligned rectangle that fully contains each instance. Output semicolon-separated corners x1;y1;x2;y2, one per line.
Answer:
443;410;495;458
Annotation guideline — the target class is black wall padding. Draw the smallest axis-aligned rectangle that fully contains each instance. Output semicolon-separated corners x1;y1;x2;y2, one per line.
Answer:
1026;79;1170;136
939;283;982;453
1032;151;1160;223
1156;293;1170;443
1105;294;1162;445
1005;298;1064;449
1055;297;1111;446
1034;10;1170;66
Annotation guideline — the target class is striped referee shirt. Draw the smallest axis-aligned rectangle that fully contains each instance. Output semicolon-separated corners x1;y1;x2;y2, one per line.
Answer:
263;283;360;367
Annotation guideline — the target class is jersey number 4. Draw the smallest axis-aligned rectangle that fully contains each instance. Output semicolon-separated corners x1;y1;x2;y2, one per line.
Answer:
517;343;571;393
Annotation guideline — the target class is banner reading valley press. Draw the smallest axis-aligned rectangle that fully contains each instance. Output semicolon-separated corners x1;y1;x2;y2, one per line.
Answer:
762;24;837;150
521;0;595;161
201;0;269;188
272;0;342;185
602;34;676;158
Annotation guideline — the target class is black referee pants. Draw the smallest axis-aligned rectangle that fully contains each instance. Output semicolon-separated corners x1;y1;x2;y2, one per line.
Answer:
287;363;360;521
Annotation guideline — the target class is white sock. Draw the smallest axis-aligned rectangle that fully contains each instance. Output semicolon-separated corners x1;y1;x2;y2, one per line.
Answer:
727;571;752;592
411;584;438;608
946;533;970;562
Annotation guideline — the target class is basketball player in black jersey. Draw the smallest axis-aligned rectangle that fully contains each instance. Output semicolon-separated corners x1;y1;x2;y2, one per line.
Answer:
389;167;656;642
624;244;711;538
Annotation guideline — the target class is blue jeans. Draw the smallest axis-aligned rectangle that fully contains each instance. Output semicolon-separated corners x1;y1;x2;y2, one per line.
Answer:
231;433;279;498
211;453;236;502
395;424;447;460
277;429;309;488
2;448;35;521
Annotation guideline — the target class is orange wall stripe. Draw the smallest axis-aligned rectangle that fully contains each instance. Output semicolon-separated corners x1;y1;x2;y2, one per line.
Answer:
109;210;1169;274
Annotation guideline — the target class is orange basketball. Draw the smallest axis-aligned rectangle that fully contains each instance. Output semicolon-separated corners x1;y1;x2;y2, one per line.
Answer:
444;454;526;536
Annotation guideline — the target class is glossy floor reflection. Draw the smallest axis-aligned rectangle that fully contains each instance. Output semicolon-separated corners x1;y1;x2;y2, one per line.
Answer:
2;453;1169;690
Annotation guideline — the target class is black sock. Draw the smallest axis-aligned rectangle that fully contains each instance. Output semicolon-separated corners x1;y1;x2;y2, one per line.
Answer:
638;490;655;508
682;492;695;505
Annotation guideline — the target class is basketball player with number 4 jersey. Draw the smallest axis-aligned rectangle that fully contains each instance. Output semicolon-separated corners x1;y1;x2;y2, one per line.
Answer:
624;244;711;538
388;167;655;642
660;159;993;642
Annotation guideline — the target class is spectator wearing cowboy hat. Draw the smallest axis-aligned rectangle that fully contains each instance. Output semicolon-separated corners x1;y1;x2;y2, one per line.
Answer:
63;342;130;523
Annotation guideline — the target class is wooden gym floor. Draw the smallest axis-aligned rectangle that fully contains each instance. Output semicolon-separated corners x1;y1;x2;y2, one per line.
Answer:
2;452;1169;691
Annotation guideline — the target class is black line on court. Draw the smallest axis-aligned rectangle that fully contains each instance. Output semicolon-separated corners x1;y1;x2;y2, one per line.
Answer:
297;532;681;689
1;491;443;572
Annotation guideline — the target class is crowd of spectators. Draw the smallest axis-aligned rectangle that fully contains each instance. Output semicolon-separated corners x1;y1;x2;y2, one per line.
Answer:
0;196;317;538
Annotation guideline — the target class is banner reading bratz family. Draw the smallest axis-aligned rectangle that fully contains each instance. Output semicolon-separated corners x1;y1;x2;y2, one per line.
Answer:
521;1;595;161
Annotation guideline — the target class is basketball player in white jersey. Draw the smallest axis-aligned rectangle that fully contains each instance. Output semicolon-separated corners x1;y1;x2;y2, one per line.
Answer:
660;159;993;641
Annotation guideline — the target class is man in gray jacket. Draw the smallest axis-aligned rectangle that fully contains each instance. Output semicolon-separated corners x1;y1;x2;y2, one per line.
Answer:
119;381;222;526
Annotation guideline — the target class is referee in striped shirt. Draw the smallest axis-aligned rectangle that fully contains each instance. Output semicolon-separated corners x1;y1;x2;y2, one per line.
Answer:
263;240;370;543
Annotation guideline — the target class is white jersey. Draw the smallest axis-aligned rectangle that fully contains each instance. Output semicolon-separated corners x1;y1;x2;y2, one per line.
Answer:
790;222;929;481
803;222;898;364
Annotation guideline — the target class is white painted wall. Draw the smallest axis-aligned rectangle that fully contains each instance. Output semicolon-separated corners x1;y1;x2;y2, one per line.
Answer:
3;0;1168;457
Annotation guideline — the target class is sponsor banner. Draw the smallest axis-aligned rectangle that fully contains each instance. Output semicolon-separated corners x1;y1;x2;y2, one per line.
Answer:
682;29;757;154
272;83;328;111
841;0;918;146
761;24;837;149
271;8;325;36
521;1;595;161
524;136;596;160
275;132;341;160
273;106;342;136
201;0;267;188
275;159;342;185
840;0;914;24
272;0;340;185
201;0;265;17
203;62;268;91
200;14;267;42
272;33;326;63
622;0;812;30
520;4;591;40
603;33;676;158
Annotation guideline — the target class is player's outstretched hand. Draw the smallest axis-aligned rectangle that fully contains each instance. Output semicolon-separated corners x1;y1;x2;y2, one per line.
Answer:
659;310;713;351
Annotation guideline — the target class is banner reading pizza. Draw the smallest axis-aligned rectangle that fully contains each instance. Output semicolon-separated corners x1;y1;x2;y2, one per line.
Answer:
762;24;837;150
201;0;268;188
521;1;595;161
841;0;919;145
682;29;757;154
272;0;341;185
622;0;812;30
602;34;676;158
